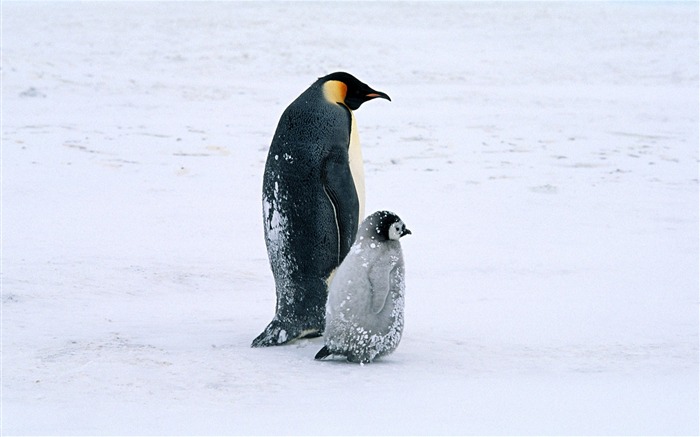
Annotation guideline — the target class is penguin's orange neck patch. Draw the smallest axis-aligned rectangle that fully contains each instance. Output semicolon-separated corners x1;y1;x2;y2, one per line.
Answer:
322;80;348;106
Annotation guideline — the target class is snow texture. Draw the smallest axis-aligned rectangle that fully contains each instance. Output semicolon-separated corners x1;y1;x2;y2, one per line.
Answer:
2;1;699;435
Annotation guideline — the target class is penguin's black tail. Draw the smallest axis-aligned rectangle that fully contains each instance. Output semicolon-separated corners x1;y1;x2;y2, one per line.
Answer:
314;346;332;360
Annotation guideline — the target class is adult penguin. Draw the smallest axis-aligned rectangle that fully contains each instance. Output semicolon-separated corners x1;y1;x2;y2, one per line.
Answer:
252;72;390;347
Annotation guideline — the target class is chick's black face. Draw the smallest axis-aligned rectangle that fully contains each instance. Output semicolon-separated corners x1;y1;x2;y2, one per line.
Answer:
321;71;391;110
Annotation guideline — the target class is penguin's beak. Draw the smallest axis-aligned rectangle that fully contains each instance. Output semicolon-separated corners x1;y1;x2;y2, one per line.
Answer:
401;228;412;237
346;86;391;110
365;90;391;102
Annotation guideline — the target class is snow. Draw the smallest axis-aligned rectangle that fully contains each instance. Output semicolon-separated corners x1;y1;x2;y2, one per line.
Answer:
2;1;698;435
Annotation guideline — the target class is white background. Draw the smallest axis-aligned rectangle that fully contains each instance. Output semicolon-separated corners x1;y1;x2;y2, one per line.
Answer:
2;2;698;435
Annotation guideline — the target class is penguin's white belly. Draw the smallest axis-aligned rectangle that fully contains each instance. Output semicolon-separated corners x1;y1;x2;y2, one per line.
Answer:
348;113;365;222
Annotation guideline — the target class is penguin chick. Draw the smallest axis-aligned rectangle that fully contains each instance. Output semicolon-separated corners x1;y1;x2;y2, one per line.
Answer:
315;211;411;364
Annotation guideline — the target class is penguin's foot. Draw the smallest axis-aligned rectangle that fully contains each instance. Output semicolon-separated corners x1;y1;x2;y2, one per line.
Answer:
314;346;332;360
251;320;322;347
251;321;294;347
314;346;357;362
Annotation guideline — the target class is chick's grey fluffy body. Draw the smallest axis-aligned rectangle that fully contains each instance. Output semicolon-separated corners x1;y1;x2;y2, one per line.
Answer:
318;211;409;364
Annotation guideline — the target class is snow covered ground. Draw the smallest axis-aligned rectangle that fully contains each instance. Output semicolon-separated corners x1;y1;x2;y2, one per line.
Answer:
2;1;698;435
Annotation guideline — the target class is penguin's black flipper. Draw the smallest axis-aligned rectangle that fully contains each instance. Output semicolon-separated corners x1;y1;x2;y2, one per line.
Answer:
322;158;360;264
315;346;332;360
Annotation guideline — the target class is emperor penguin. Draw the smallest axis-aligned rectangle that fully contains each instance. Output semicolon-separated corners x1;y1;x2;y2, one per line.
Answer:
315;211;411;364
252;72;390;347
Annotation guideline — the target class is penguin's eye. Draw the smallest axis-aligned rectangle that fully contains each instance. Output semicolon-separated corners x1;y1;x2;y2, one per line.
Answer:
388;223;402;241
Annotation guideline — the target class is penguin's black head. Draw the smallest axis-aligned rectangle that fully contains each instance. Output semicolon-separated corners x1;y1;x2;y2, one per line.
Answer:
320;72;391;110
361;210;411;242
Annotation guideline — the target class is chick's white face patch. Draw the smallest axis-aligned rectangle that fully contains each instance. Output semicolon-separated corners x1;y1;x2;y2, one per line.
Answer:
388;220;405;241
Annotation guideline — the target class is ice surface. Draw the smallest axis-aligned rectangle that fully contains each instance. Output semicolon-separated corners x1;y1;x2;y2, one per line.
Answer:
2;1;698;435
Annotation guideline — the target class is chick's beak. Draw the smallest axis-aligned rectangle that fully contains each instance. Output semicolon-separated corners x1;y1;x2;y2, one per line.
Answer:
402;228;412;237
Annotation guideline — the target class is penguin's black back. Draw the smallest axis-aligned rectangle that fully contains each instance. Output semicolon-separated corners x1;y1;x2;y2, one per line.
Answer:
261;80;358;328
